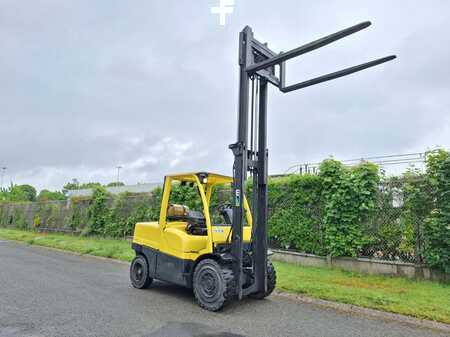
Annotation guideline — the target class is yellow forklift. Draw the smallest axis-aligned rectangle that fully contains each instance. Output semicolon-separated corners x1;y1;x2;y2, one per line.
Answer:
130;22;395;311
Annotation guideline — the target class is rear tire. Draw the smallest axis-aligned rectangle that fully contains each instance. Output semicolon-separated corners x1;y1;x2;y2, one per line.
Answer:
250;260;276;299
193;259;235;311
130;255;153;289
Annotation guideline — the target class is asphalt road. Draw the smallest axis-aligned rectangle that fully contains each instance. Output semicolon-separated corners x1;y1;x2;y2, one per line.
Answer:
0;240;446;337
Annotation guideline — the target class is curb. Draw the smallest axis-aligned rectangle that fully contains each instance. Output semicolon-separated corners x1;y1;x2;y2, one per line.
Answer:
273;291;450;333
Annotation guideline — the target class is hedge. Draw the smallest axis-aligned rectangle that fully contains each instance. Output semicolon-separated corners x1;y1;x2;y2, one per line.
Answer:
423;150;450;273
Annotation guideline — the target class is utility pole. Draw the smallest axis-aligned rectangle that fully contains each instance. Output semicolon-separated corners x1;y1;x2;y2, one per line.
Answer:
116;166;122;183
0;167;6;189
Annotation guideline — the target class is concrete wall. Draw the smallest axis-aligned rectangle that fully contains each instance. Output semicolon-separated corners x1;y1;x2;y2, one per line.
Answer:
272;249;450;283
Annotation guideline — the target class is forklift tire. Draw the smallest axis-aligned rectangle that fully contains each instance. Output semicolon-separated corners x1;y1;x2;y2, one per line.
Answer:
130;255;153;289
193;259;235;311
250;260;276;299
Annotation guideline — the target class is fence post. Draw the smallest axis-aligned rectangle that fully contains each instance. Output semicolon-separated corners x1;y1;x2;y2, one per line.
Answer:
326;254;332;267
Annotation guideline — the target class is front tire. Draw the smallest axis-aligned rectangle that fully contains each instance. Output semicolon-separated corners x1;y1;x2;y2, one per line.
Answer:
193;259;235;311
130;255;153;289
250;260;276;299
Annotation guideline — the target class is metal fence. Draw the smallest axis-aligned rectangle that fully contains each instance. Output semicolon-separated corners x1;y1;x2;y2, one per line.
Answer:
283;152;429;175
0;193;158;237
0;178;432;264
267;177;431;264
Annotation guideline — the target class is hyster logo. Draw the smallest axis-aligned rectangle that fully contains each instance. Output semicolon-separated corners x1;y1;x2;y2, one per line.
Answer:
211;0;234;26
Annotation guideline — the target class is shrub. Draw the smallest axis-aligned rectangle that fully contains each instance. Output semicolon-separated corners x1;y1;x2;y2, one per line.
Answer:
33;215;41;228
320;159;380;257
423;150;450;272
401;171;432;260
85;186;110;235
268;174;323;254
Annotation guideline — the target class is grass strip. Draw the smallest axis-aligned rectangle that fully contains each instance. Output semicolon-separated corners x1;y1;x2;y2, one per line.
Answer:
274;260;450;323
0;228;134;261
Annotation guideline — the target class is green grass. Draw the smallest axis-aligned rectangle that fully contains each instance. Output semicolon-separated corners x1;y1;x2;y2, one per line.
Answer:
1;227;449;323
0;228;134;261
274;260;450;323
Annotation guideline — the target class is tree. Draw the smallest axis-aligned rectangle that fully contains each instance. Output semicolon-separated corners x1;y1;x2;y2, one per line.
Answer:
423;149;450;272
6;184;37;202
62;179;102;194
106;182;125;187
37;189;67;202
63;179;80;194
19;184;37;201
0;187;8;201
81;182;103;189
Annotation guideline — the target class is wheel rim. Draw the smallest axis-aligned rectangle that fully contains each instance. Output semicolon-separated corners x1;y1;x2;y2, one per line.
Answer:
133;261;144;283
196;266;221;302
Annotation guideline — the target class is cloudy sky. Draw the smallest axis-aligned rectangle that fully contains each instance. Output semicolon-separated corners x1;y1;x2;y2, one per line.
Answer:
1;0;449;191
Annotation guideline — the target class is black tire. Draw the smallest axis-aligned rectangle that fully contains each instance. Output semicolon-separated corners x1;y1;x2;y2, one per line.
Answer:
193;259;235;311
130;255;153;289
250;260;276;299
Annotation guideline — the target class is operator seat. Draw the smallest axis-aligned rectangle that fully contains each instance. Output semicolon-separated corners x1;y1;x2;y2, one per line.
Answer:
219;204;233;225
167;204;189;219
167;204;207;235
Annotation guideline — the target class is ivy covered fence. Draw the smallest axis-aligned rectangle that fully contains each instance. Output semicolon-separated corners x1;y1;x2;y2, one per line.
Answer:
0;150;448;273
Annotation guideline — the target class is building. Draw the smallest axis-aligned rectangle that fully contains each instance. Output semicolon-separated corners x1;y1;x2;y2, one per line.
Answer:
66;182;162;198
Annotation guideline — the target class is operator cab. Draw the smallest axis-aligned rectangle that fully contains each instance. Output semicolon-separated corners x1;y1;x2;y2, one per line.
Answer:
166;202;234;236
161;172;252;245
165;173;240;236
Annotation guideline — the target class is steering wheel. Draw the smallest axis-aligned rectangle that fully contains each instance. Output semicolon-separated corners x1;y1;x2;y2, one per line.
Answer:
218;203;232;211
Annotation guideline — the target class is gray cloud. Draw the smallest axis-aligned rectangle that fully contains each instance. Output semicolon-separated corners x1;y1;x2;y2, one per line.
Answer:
0;0;449;190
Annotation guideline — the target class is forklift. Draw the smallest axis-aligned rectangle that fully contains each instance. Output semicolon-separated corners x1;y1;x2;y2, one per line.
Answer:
130;22;396;311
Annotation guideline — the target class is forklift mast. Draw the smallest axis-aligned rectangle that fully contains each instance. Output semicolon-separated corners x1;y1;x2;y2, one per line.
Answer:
229;22;396;299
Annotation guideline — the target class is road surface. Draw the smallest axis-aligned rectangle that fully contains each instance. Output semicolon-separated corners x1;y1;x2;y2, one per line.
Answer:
0;240;446;337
